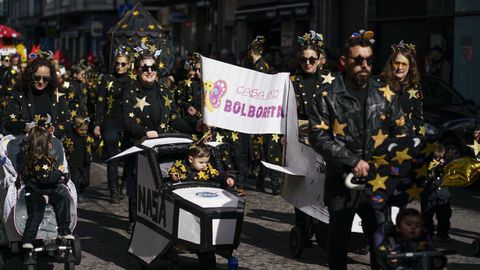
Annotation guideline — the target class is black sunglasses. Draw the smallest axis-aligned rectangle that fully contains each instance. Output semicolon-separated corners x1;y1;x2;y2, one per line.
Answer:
115;62;129;67
300;56;319;64
350;55;374;66
139;64;158;73
33;75;51;83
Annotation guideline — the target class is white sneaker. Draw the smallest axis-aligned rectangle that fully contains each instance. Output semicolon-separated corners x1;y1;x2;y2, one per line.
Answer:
59;234;75;240
22;243;34;249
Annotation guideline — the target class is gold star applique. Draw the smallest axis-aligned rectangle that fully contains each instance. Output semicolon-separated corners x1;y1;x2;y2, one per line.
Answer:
332;119;347;136
82;88;87;95
215;133;224;142
129;70;137;80
107;96;114;108
174;160;183;167
379;114;386;120
418;125;426;136
392;148;412;165
64;138;73;149
9;114;16;120
302;32;310;40
407;89;418;99
128;112;134;118
58;124;64;130
321;73;336;84
198;171;208;180
231;132;239;142
395;116;405;127
71;110;77;117
372;129;388;148
62;81;70;89
106;81;114;91
68;92;75;100
98;96;104;102
185;79;192;87
314;121;329;131
290;75;296;81
148;44;157;53
415;164;428;179
35;165;41;171
406;183;423;201
379;84;395;102
257;135;265;145
133;52;139;59
54;89;65;102
272;134;280;143
368;173;388;192
121;23;128;29
86;145;92;155
132;10;139;16
164;96;172;109
372;154;389;168
159;62;165;69
322;91;328;96
141;37;148;44
192;134;198;141
468;139;480;157
34;114;41;122
148;24;155;30
160;123;166;129
134;96;150;112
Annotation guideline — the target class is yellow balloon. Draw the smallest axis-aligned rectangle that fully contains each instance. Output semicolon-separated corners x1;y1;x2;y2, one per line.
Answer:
442;157;480;187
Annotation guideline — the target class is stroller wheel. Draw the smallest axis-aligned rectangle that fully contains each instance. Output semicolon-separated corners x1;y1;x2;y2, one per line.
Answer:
289;226;304;258
472;239;480;256
72;237;82;265
64;261;75;270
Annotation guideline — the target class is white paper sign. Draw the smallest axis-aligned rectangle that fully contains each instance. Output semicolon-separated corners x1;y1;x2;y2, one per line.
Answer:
201;56;289;134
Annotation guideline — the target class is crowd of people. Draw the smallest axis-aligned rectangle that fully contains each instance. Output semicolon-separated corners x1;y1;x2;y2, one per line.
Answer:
0;28;460;269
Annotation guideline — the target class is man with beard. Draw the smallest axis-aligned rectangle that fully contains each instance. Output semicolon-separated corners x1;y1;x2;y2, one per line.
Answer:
308;30;408;270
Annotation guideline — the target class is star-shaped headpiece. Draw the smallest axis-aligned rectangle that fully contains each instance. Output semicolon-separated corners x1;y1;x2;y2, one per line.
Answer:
349;29;375;44
391;40;416;55
248;35;266;55
297;30;325;53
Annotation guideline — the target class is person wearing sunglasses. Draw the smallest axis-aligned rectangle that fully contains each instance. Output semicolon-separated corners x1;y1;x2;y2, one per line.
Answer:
176;53;203;119
0;54;19;133
308;30;409;270
123;52;197;233
94;48;133;204
4;56;70;138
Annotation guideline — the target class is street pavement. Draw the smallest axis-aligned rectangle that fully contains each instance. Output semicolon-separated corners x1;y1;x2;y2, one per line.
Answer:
4;162;480;269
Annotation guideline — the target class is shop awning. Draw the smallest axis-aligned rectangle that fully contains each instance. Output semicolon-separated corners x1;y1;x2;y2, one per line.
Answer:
0;25;21;38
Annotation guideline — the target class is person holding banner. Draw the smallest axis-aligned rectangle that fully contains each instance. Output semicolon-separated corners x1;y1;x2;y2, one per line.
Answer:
308;30;409;270
122;48;197;232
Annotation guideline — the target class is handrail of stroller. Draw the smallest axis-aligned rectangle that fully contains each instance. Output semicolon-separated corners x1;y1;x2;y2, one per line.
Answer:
165;180;221;190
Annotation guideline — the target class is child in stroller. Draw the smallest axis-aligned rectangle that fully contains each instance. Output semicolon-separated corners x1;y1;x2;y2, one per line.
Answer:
21;125;74;250
375;208;448;270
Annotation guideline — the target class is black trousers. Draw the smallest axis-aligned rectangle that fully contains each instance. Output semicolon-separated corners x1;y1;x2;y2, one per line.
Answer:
23;185;71;243
231;132;250;188
102;120;124;196
256;134;282;189
327;199;379;270
422;201;452;237
70;165;90;195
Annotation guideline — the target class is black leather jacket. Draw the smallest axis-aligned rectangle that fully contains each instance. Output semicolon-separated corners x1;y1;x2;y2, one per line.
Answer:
309;73;409;184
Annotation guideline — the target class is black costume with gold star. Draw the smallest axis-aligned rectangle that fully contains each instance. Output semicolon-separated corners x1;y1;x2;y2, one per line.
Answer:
4;87;71;138
64;79;88;118
0;67;18;133
392;83;425;136
290;70;328;121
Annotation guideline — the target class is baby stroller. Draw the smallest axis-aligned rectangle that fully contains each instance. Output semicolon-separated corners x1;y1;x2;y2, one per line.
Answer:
111;134;244;270
0;135;81;270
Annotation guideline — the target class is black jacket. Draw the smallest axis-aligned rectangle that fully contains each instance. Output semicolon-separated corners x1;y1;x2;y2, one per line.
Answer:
123;80;194;140
308;73;409;185
95;73;132;127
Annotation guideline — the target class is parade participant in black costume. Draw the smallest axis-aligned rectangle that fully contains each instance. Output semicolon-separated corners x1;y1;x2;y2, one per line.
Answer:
0;54;18;133
94;46;133;203
65;63;88;118
4;52;70;138
21;124;73;250
176;53;203;120
290;30;328;244
308;29;408;270
122;47;197;233
63;116;95;203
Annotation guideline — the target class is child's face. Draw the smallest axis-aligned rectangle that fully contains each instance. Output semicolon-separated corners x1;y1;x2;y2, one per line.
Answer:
397;216;422;239
189;156;210;171
76;125;88;137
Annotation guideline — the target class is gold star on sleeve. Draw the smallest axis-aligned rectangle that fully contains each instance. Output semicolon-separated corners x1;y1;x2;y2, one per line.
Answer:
332;119;347;136
314;121;329;131
418;125;426;136
395;116;405;127
468;139;480;157
163;96;172;109
379;85;395;102
371;155;389;168
215;133;225;142
407;89;419;99
231;132;239;142
272;134;280;143
392;148;412;164
35;165;41;171
321;73;336;84
368;174;388;192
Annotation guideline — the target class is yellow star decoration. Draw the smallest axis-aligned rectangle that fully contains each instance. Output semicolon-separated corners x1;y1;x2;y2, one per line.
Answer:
106;81;114;91
198;171;208;180
332;119;347;136
107;96;114;108
379;84;395;102
129;70;137;80
257;135;265;145
129;112;134;118
68;92;75;99
392;148;412;165
71;110;77;117
415;164;428;179
58;124;64;130
140;36;148;44
321;73;336;84
468;139;480;157
406;183;423;201
395;116;405;127
134;96;150;112
121;24;128;29
371;154;389;168
368;174;388;192
231;132;239;142
34;114;41;122
35;165;41;171
372;129;388;148
215;133;224;142
192;134;198;141
98;96;104;102
322;91;328;96
314;121;329;131
272;134;280;143
64;138;73;149
160;123;166;129
418;125;426;136
42;164;50;171
132;10;139;16
148;44;157;53
174;160;183;167
407;89;418;99
54;89;65;102
185;79;192;87
163;96;172;109
62;81;70;89
148;24;155;30
9;114;16;120
421;142;436;157
302;33;310;40
159;62;165;69
379;114;386;120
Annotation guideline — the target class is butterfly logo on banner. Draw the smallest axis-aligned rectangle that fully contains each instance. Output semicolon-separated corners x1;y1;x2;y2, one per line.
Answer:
204;80;227;112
